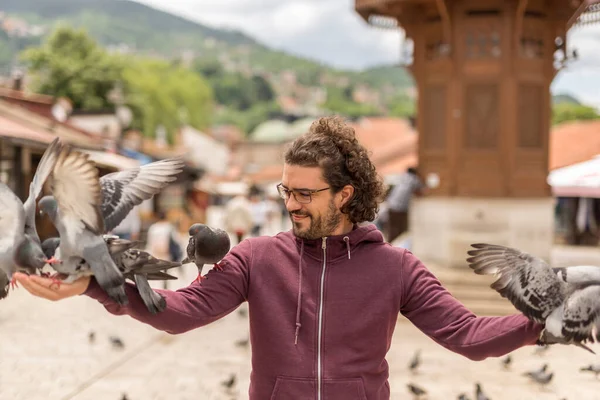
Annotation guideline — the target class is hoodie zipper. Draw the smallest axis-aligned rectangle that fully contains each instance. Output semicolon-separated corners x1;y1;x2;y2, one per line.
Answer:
317;237;327;400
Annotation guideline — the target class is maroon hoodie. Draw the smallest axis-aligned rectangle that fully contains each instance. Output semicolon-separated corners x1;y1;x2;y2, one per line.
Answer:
84;224;542;400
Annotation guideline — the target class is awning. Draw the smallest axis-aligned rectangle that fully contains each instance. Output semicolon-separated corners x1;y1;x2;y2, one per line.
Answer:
0;115;56;145
548;155;600;197
82;150;140;170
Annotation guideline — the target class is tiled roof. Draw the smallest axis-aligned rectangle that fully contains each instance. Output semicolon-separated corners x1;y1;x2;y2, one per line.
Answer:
549;120;600;170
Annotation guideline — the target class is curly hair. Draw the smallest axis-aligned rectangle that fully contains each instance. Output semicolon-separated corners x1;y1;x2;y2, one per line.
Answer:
283;115;385;224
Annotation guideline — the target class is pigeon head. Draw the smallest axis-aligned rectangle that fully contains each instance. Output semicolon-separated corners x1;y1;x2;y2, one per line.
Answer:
38;195;58;221
13;235;47;272
42;237;61;259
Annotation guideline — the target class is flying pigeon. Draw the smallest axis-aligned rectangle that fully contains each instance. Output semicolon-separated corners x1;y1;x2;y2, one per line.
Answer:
184;223;231;282
0;138;62;298
467;243;600;351
39;146;127;304
39;151;185;303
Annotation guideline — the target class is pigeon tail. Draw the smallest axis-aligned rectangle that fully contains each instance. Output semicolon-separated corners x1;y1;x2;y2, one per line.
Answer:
134;274;167;314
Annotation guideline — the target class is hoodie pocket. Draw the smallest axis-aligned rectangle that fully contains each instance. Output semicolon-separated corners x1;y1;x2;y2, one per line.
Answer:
270;376;367;400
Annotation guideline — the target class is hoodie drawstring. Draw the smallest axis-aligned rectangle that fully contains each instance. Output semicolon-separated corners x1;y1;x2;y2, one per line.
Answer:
343;236;351;259
294;241;304;345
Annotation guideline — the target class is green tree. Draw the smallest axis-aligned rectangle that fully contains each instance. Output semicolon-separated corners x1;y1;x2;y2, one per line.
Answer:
20;25;122;110
552;103;600;125
121;57;213;142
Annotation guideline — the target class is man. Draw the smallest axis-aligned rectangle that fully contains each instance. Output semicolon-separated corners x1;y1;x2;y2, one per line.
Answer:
16;116;543;400
385;167;424;243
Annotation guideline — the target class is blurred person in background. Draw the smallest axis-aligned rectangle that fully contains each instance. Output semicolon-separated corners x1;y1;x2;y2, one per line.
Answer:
385;167;424;243
224;193;254;244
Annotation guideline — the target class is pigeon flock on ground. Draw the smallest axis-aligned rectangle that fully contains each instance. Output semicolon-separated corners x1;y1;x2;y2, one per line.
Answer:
0;138;231;313
406;344;599;399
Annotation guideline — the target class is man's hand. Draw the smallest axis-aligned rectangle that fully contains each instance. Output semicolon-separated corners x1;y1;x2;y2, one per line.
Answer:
13;272;91;301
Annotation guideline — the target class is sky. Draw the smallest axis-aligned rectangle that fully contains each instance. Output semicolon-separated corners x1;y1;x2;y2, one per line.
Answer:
136;0;600;108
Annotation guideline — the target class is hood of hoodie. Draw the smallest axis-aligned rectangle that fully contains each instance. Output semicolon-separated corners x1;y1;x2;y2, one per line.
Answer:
292;223;385;262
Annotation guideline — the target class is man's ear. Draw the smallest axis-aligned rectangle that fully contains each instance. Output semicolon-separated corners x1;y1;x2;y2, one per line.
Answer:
338;184;355;207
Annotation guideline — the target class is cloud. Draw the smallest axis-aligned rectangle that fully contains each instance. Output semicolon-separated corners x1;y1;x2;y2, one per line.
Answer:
135;0;402;69
135;0;600;105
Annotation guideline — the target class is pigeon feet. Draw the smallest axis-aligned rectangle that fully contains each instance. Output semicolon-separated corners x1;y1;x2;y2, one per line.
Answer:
193;274;205;284
10;277;18;290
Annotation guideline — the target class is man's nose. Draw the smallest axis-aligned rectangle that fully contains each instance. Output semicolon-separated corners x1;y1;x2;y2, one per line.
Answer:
285;196;302;212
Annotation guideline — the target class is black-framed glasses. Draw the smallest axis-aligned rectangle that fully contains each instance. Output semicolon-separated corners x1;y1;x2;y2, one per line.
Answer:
276;183;330;204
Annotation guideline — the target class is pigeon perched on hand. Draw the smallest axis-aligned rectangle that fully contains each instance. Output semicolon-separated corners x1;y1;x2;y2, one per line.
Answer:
0;137;62;298
467;243;600;352
43;236;180;313
184;223;231;282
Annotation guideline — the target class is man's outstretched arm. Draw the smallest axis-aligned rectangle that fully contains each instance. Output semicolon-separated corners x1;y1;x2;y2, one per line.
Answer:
15;239;252;335
399;250;543;361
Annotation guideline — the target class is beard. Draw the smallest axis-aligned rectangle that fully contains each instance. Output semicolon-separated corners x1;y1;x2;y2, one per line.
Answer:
291;199;342;240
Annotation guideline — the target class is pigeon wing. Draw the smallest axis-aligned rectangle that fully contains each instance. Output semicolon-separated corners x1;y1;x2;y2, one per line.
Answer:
100;158;185;233
0;183;26;248
467;243;565;323
50;147;104;235
562;284;600;343
23;137;62;241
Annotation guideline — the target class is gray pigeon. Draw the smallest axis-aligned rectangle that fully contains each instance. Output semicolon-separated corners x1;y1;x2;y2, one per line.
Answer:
467;243;600;351
523;368;553;387
98;157;185;234
39;146;127;304
0;138;62;298
475;383;489;400
39;151;185;304
184;223;231;282
42;236;180;313
580;363;600;378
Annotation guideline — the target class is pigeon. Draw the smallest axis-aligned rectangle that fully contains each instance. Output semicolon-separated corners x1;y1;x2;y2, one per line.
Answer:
106;236;181;314
0;137;62;297
457;394;471;400
39;146;127;304
408;349;421;373
42;236;180;314
88;331;96;344
475;383;490;400
109;335;124;349
523;369;553;387
221;373;236;389
467;243;600;351
97;157;185;234
580;363;600;378
184;223;231;282
235;337;249;348
407;383;427;397
39;151;185;304
501;354;511;369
